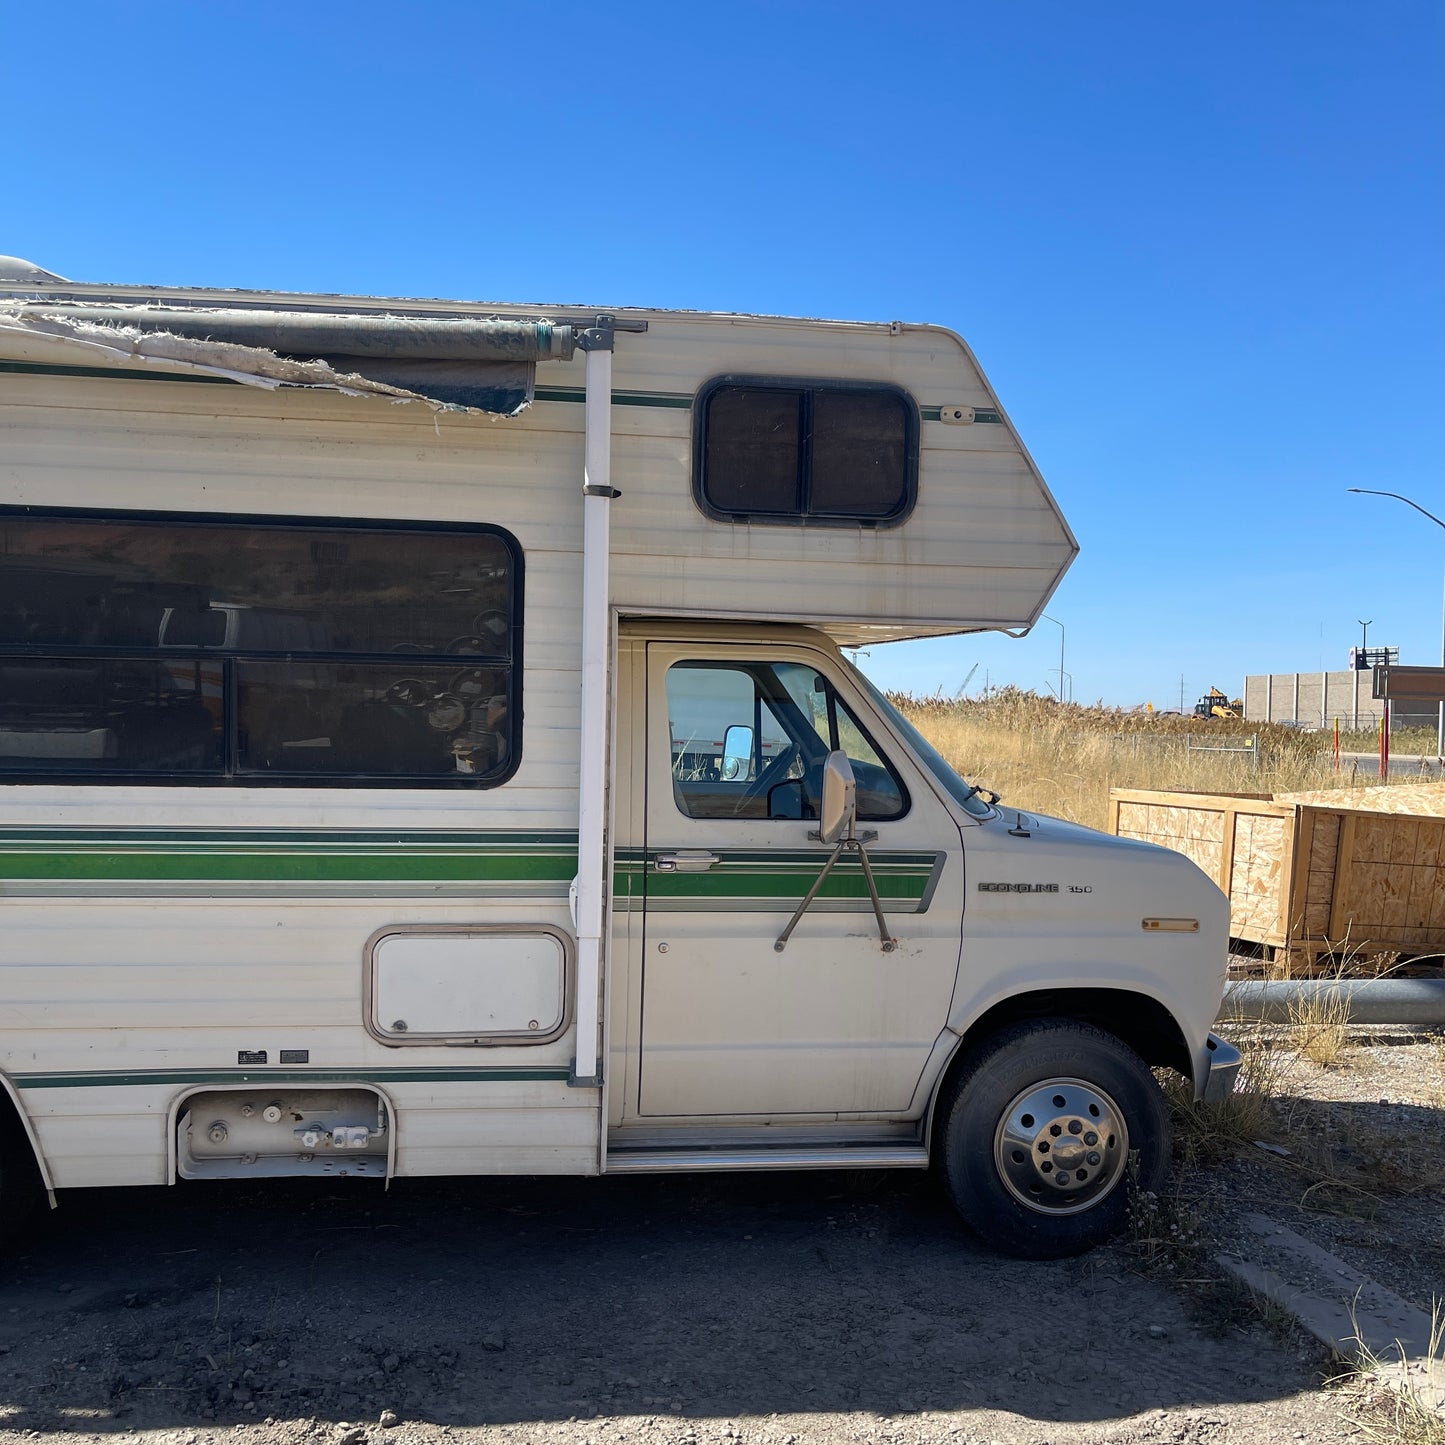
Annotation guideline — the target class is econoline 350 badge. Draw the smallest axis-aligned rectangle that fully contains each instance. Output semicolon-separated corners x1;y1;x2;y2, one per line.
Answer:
977;882;1060;893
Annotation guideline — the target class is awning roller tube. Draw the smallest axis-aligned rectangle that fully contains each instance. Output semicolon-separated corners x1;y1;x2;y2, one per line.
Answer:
9;305;576;363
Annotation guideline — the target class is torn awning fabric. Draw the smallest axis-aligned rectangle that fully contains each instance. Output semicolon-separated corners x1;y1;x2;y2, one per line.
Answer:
0;304;579;416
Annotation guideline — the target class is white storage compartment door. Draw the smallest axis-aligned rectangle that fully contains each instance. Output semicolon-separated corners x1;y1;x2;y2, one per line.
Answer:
368;927;569;1045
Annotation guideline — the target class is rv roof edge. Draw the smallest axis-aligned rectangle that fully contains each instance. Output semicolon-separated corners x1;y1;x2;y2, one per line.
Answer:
0;256;68;284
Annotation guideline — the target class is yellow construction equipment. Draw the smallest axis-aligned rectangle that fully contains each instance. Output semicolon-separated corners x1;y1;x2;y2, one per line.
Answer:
1193;687;1243;720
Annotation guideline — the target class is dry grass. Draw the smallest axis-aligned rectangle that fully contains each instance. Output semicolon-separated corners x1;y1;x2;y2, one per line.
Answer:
1199;1020;1442;1217
1341;1300;1445;1444
1126;1165;1209;1278
1339;725;1440;756
897;687;1426;833
1289;979;1354;1067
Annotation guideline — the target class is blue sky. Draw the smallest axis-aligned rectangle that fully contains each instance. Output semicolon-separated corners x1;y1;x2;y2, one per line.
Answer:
3;2;1439;707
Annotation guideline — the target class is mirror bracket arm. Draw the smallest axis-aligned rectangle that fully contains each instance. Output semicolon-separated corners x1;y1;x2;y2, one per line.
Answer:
774;834;897;955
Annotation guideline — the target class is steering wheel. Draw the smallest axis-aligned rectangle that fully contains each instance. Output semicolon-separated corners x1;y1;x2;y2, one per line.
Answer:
728;742;801;817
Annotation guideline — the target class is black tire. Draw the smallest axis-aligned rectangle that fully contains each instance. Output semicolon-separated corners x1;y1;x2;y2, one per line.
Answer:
0;1103;45;1245
935;1018;1169;1260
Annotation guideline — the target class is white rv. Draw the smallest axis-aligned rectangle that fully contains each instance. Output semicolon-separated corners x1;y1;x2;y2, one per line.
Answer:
0;258;1237;1259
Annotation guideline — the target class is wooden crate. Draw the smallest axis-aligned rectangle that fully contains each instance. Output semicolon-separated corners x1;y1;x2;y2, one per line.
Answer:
1108;783;1445;973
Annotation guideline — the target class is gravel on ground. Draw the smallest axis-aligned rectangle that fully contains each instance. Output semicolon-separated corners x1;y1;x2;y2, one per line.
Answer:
0;1026;1439;1445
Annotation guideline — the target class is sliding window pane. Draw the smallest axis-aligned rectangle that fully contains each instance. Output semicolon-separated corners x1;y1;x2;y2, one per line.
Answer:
0;657;222;774
808;391;910;518
0;517;514;657
703;388;803;515
236;662;511;779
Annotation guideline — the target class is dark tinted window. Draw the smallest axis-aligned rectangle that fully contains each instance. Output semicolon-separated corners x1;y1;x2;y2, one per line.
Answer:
701;389;802;515
0;510;520;786
810;390;910;516
665;660;907;822
696;378;917;526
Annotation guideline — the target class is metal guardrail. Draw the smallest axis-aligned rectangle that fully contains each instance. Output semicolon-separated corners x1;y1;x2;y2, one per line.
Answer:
1218;978;1445;1026
1186;733;1259;771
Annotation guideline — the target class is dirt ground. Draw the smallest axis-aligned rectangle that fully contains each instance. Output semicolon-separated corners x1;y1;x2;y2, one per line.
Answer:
1;1030;1438;1445
1198;1024;1445;1319
0;1168;1361;1445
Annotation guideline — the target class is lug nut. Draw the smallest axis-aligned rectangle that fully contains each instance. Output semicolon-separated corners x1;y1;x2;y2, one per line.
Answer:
1087;1151;1102;1166
1084;1131;1098;1146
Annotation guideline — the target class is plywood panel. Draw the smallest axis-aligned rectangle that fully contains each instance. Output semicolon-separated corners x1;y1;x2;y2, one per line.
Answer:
1302;810;1341;937
1229;813;1288;940
1340;859;1412;933
1427;866;1445;933
1109;786;1445;962
1388;820;1422;869
1113;799;1229;887
1277;782;1445;817
1350;815;1396;863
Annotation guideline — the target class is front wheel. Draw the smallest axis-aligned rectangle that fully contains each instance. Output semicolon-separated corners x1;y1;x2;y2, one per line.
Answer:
936;1019;1169;1259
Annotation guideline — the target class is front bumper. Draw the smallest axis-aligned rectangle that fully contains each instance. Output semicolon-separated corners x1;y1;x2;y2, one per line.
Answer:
1200;1033;1242;1103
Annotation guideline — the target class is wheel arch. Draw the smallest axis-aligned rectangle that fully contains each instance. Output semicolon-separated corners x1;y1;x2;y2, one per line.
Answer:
0;1073;56;1206
924;986;1191;1151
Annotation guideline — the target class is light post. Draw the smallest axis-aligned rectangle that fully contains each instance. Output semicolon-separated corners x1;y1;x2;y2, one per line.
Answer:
1041;614;1065;707
1347;488;1445;757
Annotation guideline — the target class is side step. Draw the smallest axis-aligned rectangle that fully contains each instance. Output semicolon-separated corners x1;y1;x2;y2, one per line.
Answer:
605;1144;930;1174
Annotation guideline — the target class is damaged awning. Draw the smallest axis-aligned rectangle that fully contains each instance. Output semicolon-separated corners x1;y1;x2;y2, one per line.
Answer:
0;304;581;416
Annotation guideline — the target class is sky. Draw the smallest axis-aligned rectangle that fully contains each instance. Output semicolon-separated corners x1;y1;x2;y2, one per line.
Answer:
2;1;1440;708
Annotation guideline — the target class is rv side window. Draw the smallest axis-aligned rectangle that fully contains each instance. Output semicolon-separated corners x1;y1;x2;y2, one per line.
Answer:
0;509;521;787
694;377;919;527
665;660;907;821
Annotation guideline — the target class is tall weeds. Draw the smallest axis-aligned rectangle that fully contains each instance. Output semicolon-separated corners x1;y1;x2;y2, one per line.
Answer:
896;687;1420;832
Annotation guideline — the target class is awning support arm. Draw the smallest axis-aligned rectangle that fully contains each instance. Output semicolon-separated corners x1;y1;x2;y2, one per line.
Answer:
570;316;626;1089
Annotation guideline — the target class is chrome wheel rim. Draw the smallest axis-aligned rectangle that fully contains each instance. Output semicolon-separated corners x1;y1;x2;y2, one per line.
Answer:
993;1076;1129;1215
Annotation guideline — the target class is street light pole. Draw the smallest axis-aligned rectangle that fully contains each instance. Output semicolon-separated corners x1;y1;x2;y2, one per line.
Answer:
1041;614;1065;706
1347;488;1445;758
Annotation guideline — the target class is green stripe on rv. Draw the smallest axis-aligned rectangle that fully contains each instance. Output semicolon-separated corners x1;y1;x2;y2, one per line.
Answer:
0;829;936;903
0;851;574;883
0;829;578;846
12;1066;574;1090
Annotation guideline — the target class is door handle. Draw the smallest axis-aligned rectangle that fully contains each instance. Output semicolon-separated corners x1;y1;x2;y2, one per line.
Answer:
653;850;720;873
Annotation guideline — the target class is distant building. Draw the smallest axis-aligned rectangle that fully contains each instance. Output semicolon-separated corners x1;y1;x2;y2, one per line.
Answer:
1243;671;1436;730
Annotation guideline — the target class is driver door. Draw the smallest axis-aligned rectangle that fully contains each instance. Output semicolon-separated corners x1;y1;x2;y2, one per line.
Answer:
632;640;962;1120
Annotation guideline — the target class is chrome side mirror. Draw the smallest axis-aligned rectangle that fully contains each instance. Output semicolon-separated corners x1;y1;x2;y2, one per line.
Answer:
721;724;753;782
819;750;857;845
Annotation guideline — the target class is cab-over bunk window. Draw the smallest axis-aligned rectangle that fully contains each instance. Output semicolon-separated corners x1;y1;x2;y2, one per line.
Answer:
693;376;919;526
0;508;522;786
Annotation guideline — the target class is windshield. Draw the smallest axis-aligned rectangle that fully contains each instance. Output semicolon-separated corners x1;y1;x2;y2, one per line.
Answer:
844;658;996;819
